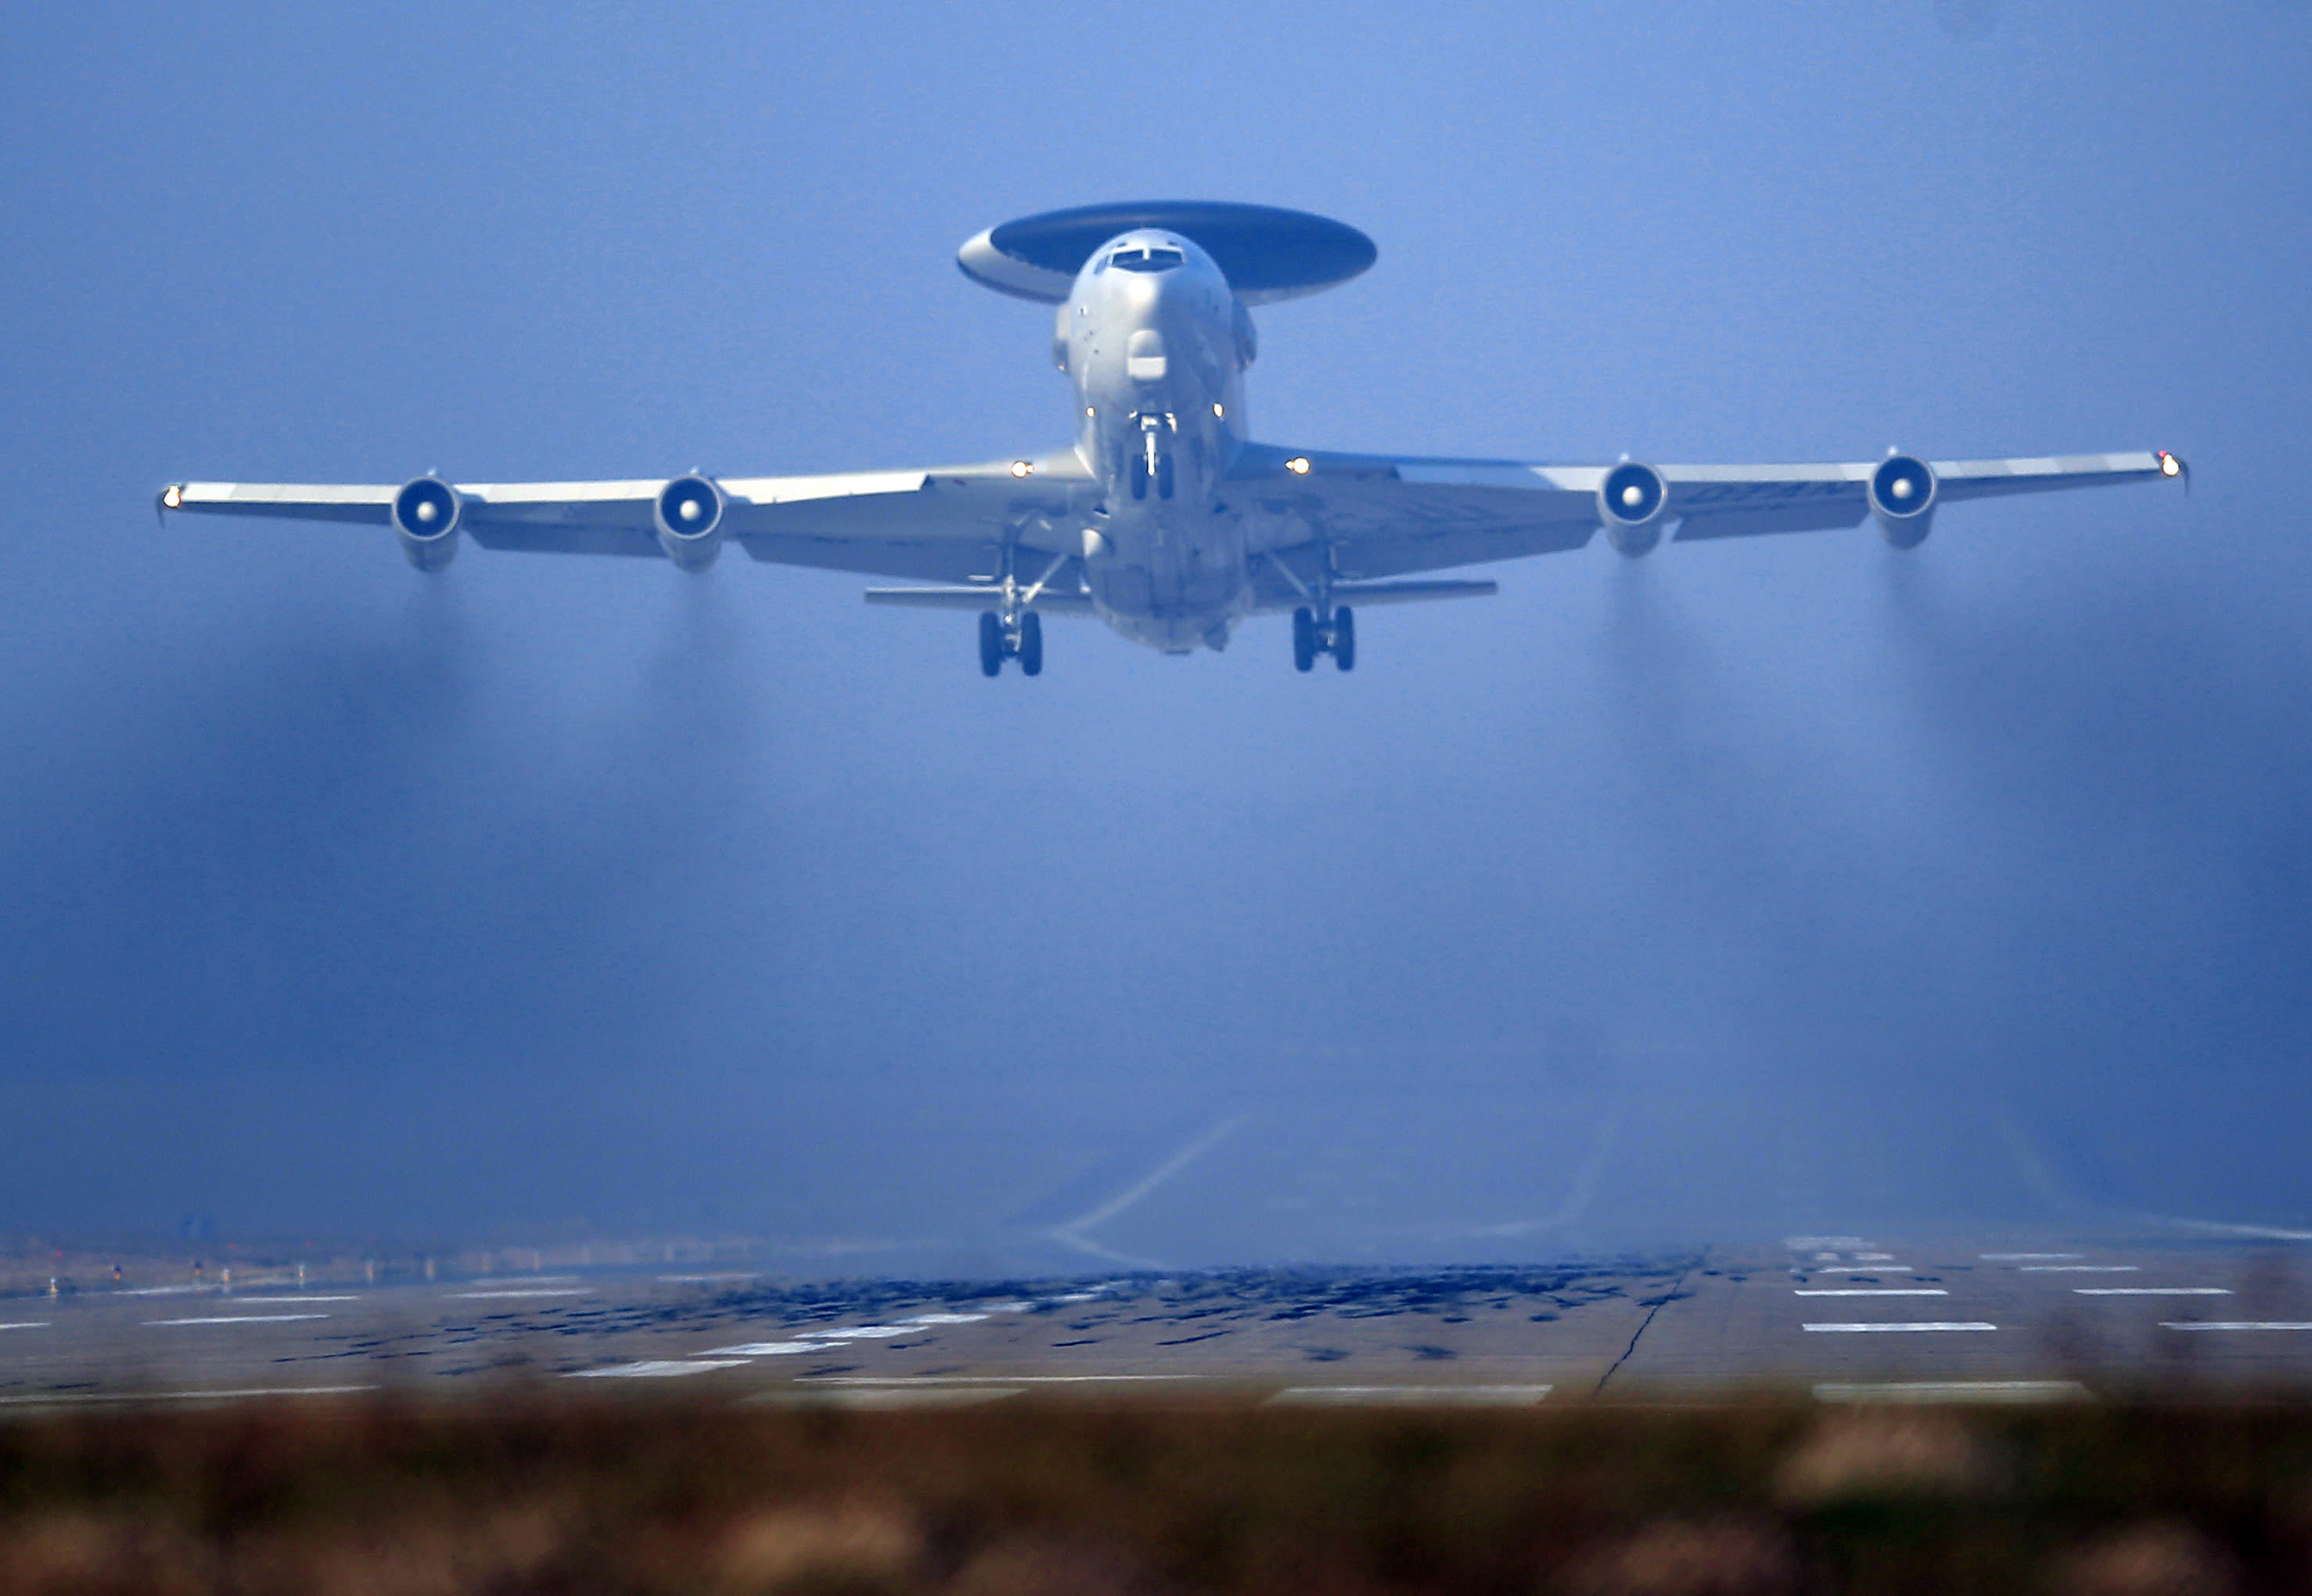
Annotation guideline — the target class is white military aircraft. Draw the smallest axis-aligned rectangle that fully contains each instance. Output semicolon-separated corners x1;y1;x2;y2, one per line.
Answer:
162;200;2186;675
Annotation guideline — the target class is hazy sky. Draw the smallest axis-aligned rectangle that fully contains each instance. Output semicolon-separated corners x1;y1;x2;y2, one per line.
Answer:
1;1;2305;1263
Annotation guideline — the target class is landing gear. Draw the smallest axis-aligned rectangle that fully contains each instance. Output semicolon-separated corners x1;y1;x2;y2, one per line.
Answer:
978;609;1045;676
1156;454;1174;501
1290;606;1356;672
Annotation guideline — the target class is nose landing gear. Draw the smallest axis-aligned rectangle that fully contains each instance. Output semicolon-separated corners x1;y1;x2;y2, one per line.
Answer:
978;609;1044;677
1291;606;1355;672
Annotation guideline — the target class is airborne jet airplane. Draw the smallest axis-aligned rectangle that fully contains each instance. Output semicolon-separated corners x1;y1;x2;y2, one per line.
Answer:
160;201;2186;675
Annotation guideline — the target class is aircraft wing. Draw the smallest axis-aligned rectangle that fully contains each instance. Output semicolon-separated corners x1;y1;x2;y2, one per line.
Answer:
160;450;1098;585
1229;442;2185;593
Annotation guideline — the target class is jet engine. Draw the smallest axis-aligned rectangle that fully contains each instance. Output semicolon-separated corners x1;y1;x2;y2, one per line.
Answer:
653;475;726;570
1598;461;1669;556
391;477;462;571
1868;454;1936;548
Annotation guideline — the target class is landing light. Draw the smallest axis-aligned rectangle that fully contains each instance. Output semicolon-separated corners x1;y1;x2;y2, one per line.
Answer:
1009;460;1033;478
1286;457;1311;475
162;483;182;509
1213;403;1224;419
2159;451;2182;476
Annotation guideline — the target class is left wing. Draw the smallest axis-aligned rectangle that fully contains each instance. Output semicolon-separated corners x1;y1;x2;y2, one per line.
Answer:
162;450;1098;586
1230;443;2186;599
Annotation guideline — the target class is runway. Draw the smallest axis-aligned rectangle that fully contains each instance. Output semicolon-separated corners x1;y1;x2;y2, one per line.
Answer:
5;1231;2311;1409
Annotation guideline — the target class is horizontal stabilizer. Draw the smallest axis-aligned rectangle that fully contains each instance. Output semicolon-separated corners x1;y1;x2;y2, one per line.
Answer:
865;585;1097;614
1256;579;1498;614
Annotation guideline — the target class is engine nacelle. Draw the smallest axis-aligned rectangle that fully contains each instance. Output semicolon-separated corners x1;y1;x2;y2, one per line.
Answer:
391;477;462;571
653;475;726;571
1598;461;1670;557
1868;454;1937;549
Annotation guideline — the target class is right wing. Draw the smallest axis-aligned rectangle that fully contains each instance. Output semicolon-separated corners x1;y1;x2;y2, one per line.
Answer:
1228;443;2184;596
162;450;1098;586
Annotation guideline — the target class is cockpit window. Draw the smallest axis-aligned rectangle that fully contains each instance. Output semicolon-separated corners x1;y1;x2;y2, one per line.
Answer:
1107;246;1185;272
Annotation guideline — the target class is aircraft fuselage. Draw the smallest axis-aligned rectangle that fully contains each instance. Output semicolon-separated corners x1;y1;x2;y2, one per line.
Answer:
1063;230;1255;652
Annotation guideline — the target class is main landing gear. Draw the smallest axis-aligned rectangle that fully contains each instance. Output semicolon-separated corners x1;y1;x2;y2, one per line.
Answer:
1292;606;1355;672
978;609;1043;677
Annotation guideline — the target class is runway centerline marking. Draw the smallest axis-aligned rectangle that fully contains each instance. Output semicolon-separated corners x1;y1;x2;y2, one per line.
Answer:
1815;1381;2090;1404
1803;1322;1997;1333
2162;1321;2312;1332
144;1314;330;1325
0;1386;376;1406
800;1375;1208;1385
1983;1253;2082;1261
0;1323;52;1331
567;1361;750;1379
448;1289;589;1299
1267;1386;1552;1407
230;1296;361;1303
699;1343;830;1357
2020;1265;2138;1272
2074;1288;2232;1296
1794;1289;1947;1297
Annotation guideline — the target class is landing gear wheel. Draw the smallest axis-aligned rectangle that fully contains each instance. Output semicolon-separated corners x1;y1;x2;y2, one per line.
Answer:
1156;455;1175;501
1332;606;1356;671
1019;611;1043;676
1130;456;1149;501
1292;607;1317;672
978;610;1004;676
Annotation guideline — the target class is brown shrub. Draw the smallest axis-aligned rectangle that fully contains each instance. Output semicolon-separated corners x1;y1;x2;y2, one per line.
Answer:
1771;1411;1990;1508
0;1509;214;1596
711;1502;925;1596
229;1504;568;1596
2049;1523;2240;1596
1557;1516;1803;1596
945;1535;1159;1596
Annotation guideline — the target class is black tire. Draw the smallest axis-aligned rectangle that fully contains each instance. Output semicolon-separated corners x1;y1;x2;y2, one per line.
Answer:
978;610;1003;676
1019;611;1043;676
1292;607;1317;672
1156;454;1175;500
1332;606;1356;671
1130;456;1149;500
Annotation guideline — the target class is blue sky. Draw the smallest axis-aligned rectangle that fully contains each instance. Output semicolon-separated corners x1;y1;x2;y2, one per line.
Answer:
0;1;2305;1260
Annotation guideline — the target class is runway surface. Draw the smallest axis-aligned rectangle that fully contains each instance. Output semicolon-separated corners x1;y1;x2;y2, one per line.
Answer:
6;1232;2312;1409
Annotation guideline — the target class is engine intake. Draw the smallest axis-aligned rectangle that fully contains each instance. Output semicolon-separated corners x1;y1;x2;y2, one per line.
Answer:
654;475;726;570
1598;461;1669;557
391;477;462;571
1868;454;1937;549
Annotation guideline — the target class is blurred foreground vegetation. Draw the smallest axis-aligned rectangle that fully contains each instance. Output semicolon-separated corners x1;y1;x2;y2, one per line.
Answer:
2;1393;2310;1594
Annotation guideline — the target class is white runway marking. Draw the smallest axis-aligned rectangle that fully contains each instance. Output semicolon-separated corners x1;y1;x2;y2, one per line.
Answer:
801;1375;1208;1385
1810;1267;1917;1274
449;1289;590;1299
232;1296;361;1303
659;1273;758;1283
1794;1289;1948;1297
1815;1381;2091;1404
748;1387;1024;1408
144;1314;329;1325
2020;1265;2138;1273
0;1386;376;1406
2161;1321;2312;1332
1982;1253;2083;1261
701;1343;832;1357
2074;1288;2232;1296
1853;1253;1897;1261
567;1361;750;1379
1803;1322;1997;1333
798;1325;913;1340
1267;1386;1552;1407
0;1322;51;1331
898;1313;989;1326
